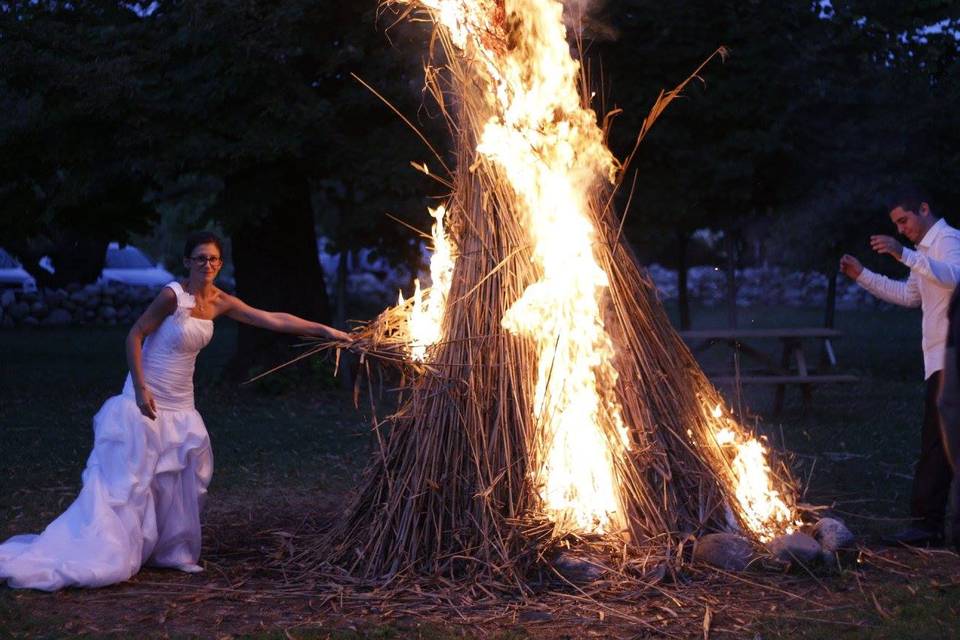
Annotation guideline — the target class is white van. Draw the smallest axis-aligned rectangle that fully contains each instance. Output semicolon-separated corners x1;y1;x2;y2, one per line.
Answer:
0;248;38;292
99;243;175;287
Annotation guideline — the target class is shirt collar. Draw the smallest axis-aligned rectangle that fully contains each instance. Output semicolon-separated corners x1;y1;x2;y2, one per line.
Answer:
918;218;946;249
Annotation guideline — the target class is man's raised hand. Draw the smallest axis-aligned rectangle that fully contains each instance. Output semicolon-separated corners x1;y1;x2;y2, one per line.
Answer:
840;254;864;280
870;235;904;259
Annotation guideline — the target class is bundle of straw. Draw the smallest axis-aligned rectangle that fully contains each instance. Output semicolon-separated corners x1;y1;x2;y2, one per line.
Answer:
311;2;797;583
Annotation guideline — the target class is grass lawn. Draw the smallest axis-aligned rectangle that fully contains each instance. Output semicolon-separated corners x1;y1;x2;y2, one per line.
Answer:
1;304;958;639
0;322;371;533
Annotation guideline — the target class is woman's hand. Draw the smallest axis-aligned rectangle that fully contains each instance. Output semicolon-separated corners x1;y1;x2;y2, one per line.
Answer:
321;326;354;343
135;387;158;420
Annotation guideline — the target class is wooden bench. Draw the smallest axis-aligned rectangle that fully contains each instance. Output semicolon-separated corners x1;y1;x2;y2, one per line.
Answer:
679;328;859;413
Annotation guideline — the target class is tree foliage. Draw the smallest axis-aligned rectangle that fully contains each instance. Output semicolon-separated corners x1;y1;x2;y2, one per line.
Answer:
1;0;957;328
0;1;442;369
581;1;958;325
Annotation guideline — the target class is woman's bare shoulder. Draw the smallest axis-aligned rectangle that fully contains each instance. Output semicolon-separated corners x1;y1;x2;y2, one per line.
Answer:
129;285;177;332
211;288;243;315
153;285;178;307
215;287;238;304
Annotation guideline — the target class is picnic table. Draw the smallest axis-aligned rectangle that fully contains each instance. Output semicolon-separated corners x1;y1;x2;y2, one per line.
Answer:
678;327;858;413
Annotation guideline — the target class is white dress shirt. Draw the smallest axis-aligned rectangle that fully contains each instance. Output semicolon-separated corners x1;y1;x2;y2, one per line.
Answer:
856;218;960;379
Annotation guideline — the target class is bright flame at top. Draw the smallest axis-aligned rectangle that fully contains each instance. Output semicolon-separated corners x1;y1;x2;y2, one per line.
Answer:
409;0;798;542
417;0;627;535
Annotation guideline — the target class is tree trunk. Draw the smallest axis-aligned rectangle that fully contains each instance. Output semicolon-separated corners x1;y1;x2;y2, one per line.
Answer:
676;232;691;330
336;249;355;390
13;231;109;289
336;249;349;329
724;231;737;329
824;268;838;329
227;163;330;378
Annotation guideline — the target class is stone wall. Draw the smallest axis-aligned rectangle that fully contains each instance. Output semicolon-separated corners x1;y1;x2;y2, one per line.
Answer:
0;282;159;329
646;264;889;310
0;265;893;329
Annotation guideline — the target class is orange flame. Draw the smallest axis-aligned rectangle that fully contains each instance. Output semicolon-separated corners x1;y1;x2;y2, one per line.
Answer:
707;403;798;542
408;0;797;541
401;204;456;362
414;0;627;535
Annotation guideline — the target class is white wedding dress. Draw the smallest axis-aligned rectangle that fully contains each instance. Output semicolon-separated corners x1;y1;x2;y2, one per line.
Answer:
0;282;214;590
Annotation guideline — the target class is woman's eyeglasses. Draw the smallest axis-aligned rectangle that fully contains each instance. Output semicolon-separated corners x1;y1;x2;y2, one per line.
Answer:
190;256;222;266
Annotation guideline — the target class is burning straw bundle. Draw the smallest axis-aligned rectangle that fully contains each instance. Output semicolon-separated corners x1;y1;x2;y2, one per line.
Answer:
319;0;799;583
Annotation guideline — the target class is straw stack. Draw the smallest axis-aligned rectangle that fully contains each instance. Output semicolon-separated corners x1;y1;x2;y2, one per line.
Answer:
318;3;796;583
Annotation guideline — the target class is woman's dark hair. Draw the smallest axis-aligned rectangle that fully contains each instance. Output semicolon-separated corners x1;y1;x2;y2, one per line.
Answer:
183;231;224;258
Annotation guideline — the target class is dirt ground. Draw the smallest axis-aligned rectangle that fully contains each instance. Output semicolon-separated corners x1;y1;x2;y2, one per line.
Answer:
2;321;959;638
2;490;959;640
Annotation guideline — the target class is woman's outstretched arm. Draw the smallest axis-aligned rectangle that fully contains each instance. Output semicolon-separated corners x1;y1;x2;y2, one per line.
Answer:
126;287;178;419
222;294;352;342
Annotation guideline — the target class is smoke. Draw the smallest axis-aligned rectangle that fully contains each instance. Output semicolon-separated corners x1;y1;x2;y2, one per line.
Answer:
563;0;598;13
562;0;619;41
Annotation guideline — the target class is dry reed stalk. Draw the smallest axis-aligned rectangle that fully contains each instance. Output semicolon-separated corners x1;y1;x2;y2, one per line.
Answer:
289;2;799;586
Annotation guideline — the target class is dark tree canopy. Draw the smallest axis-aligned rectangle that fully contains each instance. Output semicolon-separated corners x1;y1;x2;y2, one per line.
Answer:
1;0;957;333
0;1;440;369
582;1;958;325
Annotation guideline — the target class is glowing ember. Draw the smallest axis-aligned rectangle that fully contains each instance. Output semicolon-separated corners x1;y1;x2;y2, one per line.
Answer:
414;0;628;535
713;427;737;446
401;204;457;362
706;404;797;541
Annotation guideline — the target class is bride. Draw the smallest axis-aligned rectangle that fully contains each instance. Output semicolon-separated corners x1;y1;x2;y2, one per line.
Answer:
0;231;350;590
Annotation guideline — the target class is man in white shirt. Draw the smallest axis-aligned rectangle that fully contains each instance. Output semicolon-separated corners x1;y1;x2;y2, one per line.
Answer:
840;191;960;546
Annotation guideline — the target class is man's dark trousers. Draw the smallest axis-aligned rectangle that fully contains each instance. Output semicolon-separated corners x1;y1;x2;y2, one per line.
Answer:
912;370;953;531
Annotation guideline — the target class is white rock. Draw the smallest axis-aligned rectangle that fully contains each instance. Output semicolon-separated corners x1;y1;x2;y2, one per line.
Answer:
693;533;755;571
43;309;72;326
767;532;822;565
812;517;855;552
8;301;29;320
553;552;606;582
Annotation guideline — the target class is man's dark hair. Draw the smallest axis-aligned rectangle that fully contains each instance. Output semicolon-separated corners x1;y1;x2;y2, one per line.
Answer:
183;230;224;258
887;187;932;215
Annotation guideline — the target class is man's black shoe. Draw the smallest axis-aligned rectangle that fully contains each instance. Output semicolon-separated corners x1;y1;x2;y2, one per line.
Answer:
882;526;944;547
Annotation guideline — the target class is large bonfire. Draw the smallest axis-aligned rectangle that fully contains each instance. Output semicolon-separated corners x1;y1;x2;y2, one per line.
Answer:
326;0;799;582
